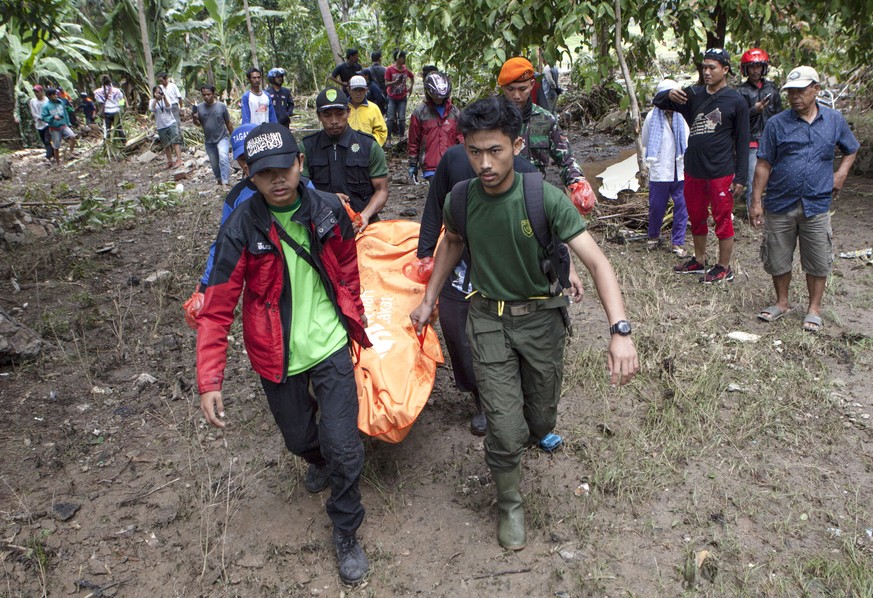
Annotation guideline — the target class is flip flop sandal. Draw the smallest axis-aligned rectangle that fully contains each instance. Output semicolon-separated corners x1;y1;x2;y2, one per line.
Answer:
672;246;688;258
802;313;823;333
757;305;791;322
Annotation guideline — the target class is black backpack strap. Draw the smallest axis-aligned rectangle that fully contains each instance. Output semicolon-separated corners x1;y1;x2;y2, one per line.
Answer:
449;179;472;241
271;215;319;273
522;172;571;290
449;179;473;292
521;173;574;337
522;172;548;250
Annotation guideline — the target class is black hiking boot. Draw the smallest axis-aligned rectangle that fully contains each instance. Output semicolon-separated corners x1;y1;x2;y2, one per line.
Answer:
304;463;330;493
470;411;487;436
470;390;488;436
333;528;369;584
470;391;486;437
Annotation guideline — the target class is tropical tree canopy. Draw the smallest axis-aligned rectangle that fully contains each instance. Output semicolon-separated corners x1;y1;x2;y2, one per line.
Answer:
4;0;873;109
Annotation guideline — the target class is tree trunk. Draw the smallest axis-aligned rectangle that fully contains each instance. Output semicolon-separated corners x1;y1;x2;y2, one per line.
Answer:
706;1;728;49
202;33;215;87
242;0;259;69
339;0;351;23
614;0;647;185
136;0;155;86
0;75;22;149
317;0;344;65
595;21;611;62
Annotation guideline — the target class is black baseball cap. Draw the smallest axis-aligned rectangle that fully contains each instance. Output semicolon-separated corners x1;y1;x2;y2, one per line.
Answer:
316;87;349;112
703;48;731;68
244;123;300;176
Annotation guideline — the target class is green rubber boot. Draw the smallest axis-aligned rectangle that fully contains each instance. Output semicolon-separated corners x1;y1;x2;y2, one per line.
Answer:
492;466;526;550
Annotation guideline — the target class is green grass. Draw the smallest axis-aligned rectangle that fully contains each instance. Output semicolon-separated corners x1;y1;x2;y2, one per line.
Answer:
544;239;873;594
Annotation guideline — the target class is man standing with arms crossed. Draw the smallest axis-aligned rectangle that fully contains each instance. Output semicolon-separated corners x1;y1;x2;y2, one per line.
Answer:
410;97;638;551
750;66;859;332
654;48;750;283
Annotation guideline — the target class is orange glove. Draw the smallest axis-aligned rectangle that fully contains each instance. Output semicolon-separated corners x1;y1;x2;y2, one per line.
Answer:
568;180;597;216
402;257;434;284
183;285;204;330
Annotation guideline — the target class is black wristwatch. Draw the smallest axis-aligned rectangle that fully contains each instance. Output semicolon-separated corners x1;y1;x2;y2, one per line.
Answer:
609;320;632;336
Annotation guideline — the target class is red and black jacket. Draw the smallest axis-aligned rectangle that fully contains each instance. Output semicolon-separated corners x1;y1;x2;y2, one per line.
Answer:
408;98;463;173
196;183;370;393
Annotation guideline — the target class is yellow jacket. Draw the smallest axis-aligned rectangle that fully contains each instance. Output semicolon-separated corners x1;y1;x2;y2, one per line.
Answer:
349;100;387;146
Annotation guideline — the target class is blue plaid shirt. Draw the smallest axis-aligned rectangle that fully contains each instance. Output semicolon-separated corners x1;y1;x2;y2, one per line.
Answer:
757;105;859;215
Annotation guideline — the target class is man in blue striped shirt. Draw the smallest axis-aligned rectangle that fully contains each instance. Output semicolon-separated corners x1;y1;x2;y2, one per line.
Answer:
750;66;859;333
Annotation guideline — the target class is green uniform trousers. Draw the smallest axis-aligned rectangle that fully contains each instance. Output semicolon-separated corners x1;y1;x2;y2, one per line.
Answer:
466;295;566;472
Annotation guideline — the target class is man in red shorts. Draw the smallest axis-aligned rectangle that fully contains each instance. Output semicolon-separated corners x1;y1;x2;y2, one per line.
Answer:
653;48;750;283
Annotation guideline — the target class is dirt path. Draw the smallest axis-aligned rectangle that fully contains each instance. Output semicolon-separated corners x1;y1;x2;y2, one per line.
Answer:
1;129;871;597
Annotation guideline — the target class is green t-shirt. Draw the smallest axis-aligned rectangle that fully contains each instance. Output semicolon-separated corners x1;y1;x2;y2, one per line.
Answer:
368;142;388;178
269;201;348;375
300;134;388;179
443;172;586;300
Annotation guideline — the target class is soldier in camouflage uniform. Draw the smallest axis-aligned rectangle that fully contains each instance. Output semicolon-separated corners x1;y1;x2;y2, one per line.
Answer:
498;57;596;214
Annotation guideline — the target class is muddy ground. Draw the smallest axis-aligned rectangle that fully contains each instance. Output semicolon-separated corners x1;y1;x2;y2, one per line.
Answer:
0;118;872;597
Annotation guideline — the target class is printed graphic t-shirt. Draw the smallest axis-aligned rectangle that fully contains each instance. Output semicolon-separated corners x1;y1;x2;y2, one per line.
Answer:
247;91;272;125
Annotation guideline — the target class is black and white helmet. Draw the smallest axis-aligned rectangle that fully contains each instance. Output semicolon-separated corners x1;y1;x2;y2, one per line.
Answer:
424;72;451;100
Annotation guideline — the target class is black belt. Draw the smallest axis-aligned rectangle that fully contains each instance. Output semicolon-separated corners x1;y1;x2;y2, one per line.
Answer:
471;294;569;316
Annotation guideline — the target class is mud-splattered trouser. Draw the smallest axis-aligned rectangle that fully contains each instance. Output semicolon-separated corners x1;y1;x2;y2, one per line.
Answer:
260;347;365;534
466;295;566;473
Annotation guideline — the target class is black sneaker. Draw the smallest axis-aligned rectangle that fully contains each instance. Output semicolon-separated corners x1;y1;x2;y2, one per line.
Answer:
334;528;369;584
304;463;330;493
700;264;735;284
674;257;706;274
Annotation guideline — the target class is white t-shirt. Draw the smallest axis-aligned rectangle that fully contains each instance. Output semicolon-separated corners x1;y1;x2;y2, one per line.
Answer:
247;91;271;125
161;81;181;106
29;97;49;130
149;98;177;130
94;86;124;115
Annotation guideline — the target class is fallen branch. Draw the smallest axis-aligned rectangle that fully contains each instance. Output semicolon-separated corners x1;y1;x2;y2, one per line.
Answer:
472;567;532;580
118;477;180;507
19;201;83;207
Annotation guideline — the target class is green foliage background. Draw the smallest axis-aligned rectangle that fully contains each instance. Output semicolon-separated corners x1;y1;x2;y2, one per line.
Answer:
2;0;872;135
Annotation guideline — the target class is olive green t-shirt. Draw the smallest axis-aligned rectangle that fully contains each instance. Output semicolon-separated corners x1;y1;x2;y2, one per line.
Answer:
269;201;348;376
443;172;586;300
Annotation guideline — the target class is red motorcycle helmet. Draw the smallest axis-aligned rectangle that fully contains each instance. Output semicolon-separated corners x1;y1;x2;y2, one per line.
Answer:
740;48;770;77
